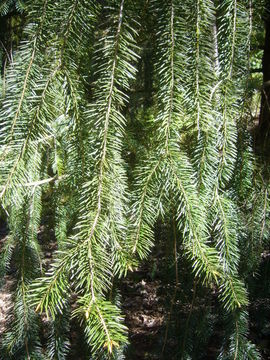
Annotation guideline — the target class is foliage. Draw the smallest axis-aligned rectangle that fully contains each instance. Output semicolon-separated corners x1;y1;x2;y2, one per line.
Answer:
0;0;268;359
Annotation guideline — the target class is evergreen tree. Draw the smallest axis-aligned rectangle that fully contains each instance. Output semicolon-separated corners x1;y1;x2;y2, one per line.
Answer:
0;0;268;359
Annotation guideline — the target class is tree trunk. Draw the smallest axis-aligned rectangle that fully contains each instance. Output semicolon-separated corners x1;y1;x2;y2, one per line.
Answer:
259;4;270;145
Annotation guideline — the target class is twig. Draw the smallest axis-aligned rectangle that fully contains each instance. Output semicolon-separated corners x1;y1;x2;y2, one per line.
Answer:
162;217;179;355
181;280;197;359
24;175;65;187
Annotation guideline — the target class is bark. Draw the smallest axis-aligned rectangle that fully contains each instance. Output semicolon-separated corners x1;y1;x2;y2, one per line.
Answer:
259;5;270;144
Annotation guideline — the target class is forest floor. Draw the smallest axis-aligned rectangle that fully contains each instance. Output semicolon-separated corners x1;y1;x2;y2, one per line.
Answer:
121;265;270;360
122;270;166;360
0;275;12;339
120;263;220;360
0;223;12;340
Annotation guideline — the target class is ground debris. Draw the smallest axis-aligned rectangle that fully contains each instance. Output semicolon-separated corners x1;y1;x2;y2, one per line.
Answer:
122;271;166;359
0;275;13;338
